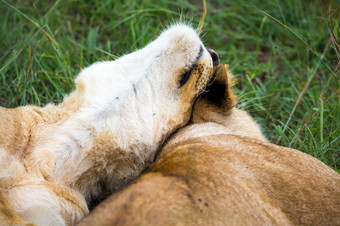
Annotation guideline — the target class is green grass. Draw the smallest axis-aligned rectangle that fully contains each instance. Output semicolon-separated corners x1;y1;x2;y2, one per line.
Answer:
1;0;339;171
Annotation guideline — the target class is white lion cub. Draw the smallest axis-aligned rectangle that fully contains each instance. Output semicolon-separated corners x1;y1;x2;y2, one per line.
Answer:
0;24;218;225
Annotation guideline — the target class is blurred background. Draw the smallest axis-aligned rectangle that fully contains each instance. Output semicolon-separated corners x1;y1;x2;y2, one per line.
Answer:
0;0;339;170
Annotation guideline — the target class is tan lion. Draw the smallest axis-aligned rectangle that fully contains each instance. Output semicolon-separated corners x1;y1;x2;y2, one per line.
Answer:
78;64;340;226
0;24;219;225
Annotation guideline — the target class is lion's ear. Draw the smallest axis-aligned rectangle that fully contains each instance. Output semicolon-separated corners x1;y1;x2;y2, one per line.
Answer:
199;64;236;111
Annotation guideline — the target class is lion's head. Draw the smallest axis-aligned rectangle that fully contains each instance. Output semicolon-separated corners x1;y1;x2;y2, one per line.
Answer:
69;24;219;149
49;24;220;200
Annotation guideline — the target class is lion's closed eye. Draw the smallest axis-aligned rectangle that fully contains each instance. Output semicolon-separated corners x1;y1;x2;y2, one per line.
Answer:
178;46;204;88
0;23;219;226
179;67;194;87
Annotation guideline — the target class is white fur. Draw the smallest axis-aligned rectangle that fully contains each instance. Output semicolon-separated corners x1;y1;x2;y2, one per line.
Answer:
1;24;214;225
46;24;211;192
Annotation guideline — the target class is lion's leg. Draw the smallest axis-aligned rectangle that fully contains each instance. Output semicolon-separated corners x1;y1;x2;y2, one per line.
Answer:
0;188;35;226
7;181;88;226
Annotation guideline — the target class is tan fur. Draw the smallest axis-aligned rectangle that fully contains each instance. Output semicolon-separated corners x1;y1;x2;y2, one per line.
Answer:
0;105;70;178
0;189;35;226
78;64;340;226
0;25;217;225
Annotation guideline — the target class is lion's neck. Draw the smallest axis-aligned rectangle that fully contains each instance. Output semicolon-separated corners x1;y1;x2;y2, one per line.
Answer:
45;94;177;201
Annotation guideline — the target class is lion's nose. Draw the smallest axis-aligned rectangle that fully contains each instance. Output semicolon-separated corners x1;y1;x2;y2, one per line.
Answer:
207;48;219;66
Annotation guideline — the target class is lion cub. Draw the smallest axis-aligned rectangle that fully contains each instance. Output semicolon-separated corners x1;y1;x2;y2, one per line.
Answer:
0;24;218;225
